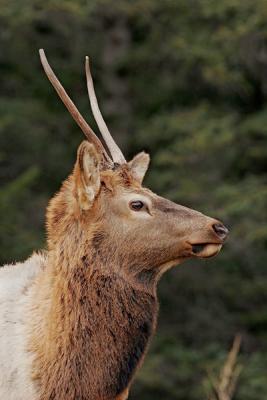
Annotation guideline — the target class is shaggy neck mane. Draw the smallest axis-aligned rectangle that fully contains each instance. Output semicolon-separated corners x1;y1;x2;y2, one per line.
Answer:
29;180;159;400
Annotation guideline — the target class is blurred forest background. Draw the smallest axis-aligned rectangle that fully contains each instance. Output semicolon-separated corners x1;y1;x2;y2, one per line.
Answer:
1;0;267;399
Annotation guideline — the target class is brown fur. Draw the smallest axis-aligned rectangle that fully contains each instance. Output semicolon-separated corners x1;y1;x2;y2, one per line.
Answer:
28;141;227;399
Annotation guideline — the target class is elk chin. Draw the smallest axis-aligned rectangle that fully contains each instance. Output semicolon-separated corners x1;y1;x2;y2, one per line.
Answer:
158;257;188;275
191;243;222;258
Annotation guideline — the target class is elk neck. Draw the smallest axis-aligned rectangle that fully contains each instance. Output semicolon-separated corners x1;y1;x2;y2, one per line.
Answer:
28;208;159;400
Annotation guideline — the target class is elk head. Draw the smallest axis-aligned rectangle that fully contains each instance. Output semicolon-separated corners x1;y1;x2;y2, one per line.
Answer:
40;50;228;285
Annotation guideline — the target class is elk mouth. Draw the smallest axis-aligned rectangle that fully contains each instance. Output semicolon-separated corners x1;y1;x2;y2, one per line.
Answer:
191;243;223;258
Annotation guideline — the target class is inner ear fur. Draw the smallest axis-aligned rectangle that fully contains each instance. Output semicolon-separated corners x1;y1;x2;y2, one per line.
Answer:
74;141;101;210
128;152;150;184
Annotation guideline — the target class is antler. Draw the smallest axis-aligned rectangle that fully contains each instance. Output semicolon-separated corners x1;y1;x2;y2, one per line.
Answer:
85;56;126;165
39;49;113;167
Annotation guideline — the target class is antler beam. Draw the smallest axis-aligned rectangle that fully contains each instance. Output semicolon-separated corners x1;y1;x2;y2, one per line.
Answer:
85;56;126;165
39;49;112;167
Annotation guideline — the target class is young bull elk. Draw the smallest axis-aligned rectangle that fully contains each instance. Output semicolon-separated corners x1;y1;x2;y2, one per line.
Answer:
0;49;229;400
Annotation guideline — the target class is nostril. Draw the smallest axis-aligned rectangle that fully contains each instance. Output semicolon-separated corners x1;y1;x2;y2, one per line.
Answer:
212;223;229;239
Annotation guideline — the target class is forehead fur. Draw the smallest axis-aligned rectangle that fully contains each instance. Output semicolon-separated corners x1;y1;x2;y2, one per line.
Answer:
101;165;142;191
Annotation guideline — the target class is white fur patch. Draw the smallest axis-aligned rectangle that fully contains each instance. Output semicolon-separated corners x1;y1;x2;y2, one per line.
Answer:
0;253;45;399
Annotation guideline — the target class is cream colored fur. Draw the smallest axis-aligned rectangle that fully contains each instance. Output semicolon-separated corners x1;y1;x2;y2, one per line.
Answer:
0;253;46;399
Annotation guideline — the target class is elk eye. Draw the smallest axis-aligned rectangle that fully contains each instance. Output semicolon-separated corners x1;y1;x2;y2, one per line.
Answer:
130;200;145;211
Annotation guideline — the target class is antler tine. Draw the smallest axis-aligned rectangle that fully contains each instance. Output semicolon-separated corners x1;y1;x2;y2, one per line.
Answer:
39;49;113;167
85;56;126;165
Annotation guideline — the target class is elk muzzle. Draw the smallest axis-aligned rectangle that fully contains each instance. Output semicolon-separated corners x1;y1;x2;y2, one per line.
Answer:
188;219;229;259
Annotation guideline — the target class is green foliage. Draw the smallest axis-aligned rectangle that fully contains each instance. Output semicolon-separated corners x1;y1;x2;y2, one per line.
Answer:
0;166;42;261
0;0;267;398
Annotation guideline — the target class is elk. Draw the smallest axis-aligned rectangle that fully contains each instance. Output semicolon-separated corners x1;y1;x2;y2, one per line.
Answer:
0;49;229;400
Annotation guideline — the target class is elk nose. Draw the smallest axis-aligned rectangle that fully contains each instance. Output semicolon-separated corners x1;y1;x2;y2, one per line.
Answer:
212;223;229;240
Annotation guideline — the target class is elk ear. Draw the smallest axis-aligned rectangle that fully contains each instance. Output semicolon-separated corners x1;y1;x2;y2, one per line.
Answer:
128;152;150;184
74;141;101;210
